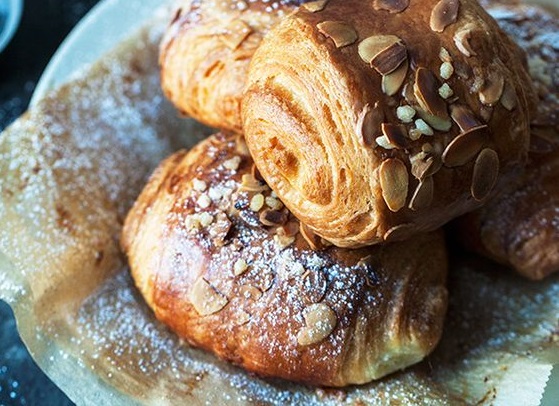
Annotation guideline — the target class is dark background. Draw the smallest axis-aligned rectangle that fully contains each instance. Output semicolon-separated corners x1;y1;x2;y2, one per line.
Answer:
1;2;100;404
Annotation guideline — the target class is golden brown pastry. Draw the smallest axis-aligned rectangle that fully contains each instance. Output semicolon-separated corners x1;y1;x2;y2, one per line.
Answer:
160;0;309;133
242;0;537;248
121;132;448;387
453;2;559;280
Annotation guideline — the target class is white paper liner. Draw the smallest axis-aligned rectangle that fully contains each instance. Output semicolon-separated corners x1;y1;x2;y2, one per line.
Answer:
0;3;557;406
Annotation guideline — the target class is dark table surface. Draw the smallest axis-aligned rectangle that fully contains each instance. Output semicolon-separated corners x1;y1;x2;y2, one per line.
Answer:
0;2;100;404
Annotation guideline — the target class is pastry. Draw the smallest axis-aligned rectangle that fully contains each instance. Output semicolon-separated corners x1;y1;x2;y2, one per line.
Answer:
160;0;308;133
121;132;448;387
242;0;537;248
453;2;559;280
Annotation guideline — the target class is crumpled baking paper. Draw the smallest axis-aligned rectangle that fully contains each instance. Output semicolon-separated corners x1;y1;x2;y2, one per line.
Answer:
0;5;557;406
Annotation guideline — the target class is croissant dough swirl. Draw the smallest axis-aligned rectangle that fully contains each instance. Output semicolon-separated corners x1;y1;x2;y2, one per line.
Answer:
160;0;307;132
243;0;536;247
454;2;559;280
121;133;448;387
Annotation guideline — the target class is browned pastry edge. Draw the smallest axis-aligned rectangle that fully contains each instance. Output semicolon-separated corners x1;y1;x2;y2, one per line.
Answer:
242;0;536;248
121;132;448;387
453;2;559;280
159;0;309;132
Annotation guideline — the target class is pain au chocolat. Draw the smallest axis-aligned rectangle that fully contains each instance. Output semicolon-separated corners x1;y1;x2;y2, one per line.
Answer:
242;0;536;248
453;2;559;280
121;133;448;387
160;0;310;133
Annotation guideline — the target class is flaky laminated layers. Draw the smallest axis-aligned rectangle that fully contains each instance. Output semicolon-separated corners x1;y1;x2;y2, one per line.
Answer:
121;132;448;386
243;0;536;247
0;1;557;405
160;0;308;133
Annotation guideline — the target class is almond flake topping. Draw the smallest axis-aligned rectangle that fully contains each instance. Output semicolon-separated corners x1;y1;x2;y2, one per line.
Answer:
382;59;409;96
190;278;228;316
250;193;265;211
379;158;409;212
302;0;328;12
450;104;482;131
358;35;406;75
479;71;505;106
471;148;499;201
373;0;410;13
317;21;358;48
430;0;460;33
382;123;409;148
375;134;396;150
297;303;337;346
442;125;488;167
356;102;383;146
454;23;477;57
234;258;249;276
414;68;448;119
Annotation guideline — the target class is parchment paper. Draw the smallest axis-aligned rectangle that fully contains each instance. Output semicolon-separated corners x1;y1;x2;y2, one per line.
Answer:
0;4;557;406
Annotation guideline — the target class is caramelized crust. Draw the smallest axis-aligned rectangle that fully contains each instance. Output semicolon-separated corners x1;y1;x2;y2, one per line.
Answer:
454;2;559;280
159;0;308;132
121;133;448;387
242;0;536;247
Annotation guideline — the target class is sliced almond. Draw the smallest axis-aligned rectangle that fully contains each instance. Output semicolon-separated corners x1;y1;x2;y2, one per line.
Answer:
409;177;434;211
239;285;263;301
379;158;409;212
382;123;409;148
257;272;275;292
274;233;296;249
442;125;488;167
190;278;228;316
356;102;383;146
417;109;452;132
375;134;396;150
500;81;517;111
383;223;414;242
439;47;452;63
240;173;269;192
370;41;407;75
414;68;449;119
373;0;410;13
358;35;403;66
302;0;328;12
259;209;288;226
234;259;249;276
454;23;477;57
450;104;482;131
382;58;409;96
236;310;251;326
471;148;499;201
297;303;337;346
479;72;505;106
410;152;442;180
301;271;328;304
430;0;460;33
220;20;252;50
317;21;357;48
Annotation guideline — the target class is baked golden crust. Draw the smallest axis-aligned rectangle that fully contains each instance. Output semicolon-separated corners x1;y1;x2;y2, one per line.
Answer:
159;0;307;133
242;0;536;248
453;2;559;280
121;132;448;387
